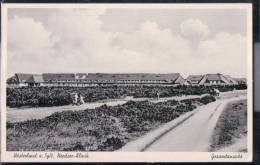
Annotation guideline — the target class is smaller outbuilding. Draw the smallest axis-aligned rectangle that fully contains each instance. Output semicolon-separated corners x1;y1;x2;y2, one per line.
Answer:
199;73;231;85
185;73;239;86
6;73;33;87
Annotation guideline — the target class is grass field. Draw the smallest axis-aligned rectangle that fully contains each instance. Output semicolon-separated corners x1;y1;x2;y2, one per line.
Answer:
6;95;215;151
209;99;247;152
7;85;246;108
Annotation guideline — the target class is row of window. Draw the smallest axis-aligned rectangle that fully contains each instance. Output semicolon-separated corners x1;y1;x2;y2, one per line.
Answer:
45;79;169;83
42;83;97;87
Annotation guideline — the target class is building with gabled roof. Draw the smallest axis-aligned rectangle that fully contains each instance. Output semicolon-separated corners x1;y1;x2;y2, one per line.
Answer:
83;73;184;85
199;73;233;85
7;73;33;87
6;72;241;87
184;73;239;86
7;73;185;87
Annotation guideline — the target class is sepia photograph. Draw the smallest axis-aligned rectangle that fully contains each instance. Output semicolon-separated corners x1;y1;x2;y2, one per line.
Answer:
1;3;253;162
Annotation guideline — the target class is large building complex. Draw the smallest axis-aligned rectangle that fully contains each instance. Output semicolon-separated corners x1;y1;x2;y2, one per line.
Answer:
6;73;246;88
7;73;185;87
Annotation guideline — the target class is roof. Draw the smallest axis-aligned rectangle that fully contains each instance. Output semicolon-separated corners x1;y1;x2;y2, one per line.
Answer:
7;73;182;83
42;73;75;81
15;73;33;83
26;75;44;83
76;73;88;76
198;73;231;85
186;75;204;81
84;73;181;81
7;75;16;83
203;74;229;83
205;74;223;81
224;75;238;84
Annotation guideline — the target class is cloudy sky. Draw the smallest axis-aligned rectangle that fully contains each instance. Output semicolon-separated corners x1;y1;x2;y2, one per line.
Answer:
7;7;248;78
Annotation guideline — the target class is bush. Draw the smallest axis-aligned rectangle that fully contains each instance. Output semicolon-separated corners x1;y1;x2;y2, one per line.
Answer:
234;84;247;90
100;136;124;151
7;93;217;151
199;95;216;105
7;85;233;108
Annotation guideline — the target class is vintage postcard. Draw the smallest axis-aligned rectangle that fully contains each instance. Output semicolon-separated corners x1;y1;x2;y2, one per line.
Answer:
1;3;253;162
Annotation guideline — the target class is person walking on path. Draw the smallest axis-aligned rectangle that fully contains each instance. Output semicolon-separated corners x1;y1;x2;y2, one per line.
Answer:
79;93;85;105
72;93;78;105
214;88;220;96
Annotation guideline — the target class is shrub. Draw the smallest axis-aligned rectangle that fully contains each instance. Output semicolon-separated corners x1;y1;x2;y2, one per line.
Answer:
7;93;217;151
234;84;247;90
199;95;216;105
7;85;230;108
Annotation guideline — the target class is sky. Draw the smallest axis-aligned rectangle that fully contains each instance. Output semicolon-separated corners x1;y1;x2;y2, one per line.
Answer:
7;7;248;78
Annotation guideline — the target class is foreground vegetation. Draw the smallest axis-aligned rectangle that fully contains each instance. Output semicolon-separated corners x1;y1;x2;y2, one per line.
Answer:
7;85;246;108
7;95;216;151
210;99;247;151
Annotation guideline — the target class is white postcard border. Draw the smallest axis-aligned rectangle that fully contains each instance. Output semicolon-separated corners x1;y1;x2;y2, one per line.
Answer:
1;3;253;162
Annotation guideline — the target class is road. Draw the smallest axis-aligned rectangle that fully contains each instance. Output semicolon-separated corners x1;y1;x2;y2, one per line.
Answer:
7;94;207;123
143;93;247;151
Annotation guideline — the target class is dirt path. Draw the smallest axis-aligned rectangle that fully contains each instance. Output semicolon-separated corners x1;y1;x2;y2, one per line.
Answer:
7;94;207;123
118;90;246;152
142;96;246;151
7;90;246;123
